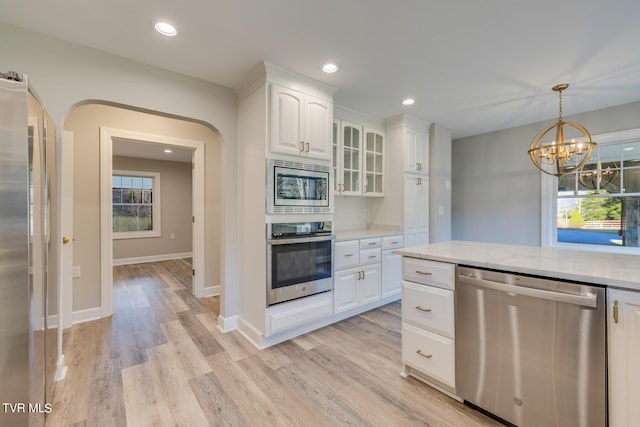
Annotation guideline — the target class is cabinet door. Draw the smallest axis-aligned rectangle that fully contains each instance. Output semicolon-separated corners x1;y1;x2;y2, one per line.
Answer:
334;269;359;314
381;249;402;299
404;174;429;235
271;84;304;157
360;264;381;305
404;129;429;174
341;121;362;195
608;288;640;427
333;119;342;191
304;95;332;160
364;128;384;196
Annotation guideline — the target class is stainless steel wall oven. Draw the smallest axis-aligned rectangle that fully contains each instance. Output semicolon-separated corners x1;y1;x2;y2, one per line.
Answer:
267;222;333;306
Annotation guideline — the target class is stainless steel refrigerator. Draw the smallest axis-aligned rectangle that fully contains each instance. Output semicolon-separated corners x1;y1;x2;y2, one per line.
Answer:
1;72;57;426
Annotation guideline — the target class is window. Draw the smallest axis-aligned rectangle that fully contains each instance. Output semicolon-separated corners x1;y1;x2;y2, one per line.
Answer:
544;129;640;253
112;170;161;239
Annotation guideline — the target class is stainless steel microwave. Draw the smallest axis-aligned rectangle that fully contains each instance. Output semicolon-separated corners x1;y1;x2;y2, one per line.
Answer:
267;159;332;214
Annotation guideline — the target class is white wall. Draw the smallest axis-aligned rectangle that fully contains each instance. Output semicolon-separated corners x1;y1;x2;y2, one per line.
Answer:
112;156;193;262
452;100;640;246
429;123;452;243
0;22;239;319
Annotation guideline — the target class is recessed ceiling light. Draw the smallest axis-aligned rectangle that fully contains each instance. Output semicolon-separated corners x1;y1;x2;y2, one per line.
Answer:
402;98;415;106
164;149;173;153
155;22;177;37
322;63;338;73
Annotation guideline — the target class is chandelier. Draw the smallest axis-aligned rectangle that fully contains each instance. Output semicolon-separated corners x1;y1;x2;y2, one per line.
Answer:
528;83;596;177
578;160;619;191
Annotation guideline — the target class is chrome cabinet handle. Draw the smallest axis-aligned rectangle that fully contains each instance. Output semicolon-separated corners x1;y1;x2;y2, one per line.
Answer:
415;270;432;276
344;253;354;257
415;306;432;312
300;141;305;152
369;242;377;245
306;142;310;153
368;255;377;259
416;350;432;359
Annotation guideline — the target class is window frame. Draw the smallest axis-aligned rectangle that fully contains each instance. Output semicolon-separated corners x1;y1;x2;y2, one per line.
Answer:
112;169;161;239
541;128;640;254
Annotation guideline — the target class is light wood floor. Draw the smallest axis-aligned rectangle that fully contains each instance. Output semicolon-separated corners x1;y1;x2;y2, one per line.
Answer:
47;259;501;426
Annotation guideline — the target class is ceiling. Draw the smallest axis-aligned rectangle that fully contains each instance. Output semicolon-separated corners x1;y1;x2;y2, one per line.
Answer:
113;138;193;163
2;0;640;139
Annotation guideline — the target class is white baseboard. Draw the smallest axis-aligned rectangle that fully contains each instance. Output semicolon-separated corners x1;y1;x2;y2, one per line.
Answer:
72;307;103;324
113;252;193;266
236;317;263;349
217;314;238;333
202;285;220;297
55;354;68;382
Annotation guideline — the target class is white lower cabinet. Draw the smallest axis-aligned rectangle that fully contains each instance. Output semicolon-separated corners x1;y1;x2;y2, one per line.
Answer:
402;323;455;388
401;256;457;396
381;234;403;299
334;264;381;314
333;235;402;316
608;288;640;427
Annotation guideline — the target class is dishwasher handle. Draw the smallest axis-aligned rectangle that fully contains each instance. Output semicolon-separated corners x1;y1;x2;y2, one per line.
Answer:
458;274;598;308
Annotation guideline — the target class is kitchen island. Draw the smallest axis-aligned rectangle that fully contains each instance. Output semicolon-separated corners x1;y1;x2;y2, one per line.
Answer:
396;240;640;427
394;240;640;291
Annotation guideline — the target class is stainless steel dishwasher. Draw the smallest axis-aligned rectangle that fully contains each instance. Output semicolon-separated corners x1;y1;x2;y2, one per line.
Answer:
455;266;606;427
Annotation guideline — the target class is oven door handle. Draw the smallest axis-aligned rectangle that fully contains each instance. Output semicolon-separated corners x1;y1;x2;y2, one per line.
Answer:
268;235;335;245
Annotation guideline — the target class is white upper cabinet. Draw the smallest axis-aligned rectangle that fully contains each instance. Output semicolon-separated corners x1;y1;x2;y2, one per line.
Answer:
271;84;332;161
364;128;384;196
304;94;332;160
333;114;385;197
404;128;429;174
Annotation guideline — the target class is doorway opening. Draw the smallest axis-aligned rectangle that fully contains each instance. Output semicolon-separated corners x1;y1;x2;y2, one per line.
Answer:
100;127;206;317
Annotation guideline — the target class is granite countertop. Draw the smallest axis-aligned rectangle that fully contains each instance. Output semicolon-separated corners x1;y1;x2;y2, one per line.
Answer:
334;229;403;242
394;240;640;292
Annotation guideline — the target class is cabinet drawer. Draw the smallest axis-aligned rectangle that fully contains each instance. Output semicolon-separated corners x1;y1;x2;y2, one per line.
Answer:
402;323;455;388
360;248;382;266
266;293;332;337
360;237;381;249
335;240;359;270
402;281;454;338
382;235;404;250
402;258;455;290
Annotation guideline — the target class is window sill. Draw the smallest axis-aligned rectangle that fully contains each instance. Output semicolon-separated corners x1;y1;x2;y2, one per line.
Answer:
113;231;161;240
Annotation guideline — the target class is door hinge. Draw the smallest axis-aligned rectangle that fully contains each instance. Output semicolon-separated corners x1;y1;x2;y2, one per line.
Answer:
192;269;195;276
192;216;195;223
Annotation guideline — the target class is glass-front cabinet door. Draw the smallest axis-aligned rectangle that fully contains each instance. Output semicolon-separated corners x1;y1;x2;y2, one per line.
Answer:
341;122;361;195
364;128;384;196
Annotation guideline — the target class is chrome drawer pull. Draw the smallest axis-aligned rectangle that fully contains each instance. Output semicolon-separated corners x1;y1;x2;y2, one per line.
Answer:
369;255;377;259
415;306;432;312
368;242;377;245
415;270;432;276
344;254;354;257
416;350;432;359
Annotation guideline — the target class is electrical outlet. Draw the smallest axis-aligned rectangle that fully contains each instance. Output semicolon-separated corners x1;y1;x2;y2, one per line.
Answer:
72;266;81;278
